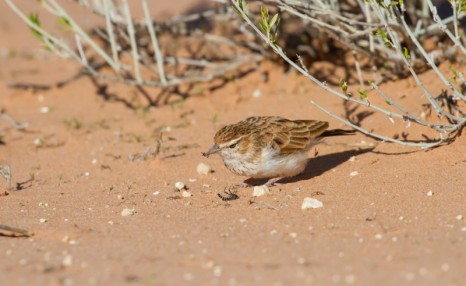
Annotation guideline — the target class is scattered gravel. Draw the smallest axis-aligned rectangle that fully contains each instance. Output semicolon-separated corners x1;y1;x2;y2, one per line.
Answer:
121;208;136;217
252;185;269;197
301;197;323;209
196;163;212;175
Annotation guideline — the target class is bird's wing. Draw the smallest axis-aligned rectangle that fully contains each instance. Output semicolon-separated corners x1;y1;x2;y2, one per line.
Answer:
268;118;329;154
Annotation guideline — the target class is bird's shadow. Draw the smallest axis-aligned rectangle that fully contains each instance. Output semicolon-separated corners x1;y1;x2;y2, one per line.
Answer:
244;148;374;186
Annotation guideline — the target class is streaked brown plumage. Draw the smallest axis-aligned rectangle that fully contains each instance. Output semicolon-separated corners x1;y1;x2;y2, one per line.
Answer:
203;116;354;187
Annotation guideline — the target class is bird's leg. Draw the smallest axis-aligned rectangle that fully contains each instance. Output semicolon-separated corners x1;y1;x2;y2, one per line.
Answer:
264;177;284;187
231;182;250;189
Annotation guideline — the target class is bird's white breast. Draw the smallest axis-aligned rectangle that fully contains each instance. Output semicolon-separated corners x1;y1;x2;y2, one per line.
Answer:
220;143;309;179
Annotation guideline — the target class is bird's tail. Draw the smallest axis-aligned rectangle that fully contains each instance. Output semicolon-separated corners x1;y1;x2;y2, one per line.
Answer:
320;129;356;137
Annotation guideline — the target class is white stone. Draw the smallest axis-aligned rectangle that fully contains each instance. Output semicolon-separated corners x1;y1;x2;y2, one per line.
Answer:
62;255;73;267
174;181;186;191
213;265;222;277
196;163;212;175
152;191;160;196
121;208;136;217
427;190;433;197
350;171;359;177
39;218;47;223
455;215;463;220
252;185;269;197
182;190;192;198
39;106;51;113
252;89;262;98
301;197;323;210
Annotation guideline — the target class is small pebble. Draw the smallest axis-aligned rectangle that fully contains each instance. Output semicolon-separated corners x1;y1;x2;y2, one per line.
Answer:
196;163;212;175
39;218;47;223
427;190;433;197
213;265;222;277
121;208;136;217
252;185;269;197
349;156;356;162
252;89;262;98
152;191;160;196
182;190;192;198
461;227;466;232
301;197;323;209
62;255;73;267
345;274;356;284
39;106;51;113
441;263;450;272
188;178;197;182
456;215;463;221
174;182;186;191
350;171;359;177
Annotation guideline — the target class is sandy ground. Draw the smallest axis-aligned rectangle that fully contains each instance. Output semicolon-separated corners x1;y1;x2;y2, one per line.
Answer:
0;1;465;286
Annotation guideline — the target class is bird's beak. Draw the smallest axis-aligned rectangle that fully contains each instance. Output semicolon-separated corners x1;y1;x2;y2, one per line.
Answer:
202;144;220;158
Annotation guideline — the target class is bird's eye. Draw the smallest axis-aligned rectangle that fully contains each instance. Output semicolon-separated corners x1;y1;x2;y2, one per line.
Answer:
229;142;238;149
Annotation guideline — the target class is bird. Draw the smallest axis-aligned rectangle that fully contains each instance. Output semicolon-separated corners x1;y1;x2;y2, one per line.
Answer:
202;116;355;187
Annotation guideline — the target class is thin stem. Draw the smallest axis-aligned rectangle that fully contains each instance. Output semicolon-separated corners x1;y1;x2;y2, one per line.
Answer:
142;0;167;87
122;0;142;83
104;0;120;71
45;0;120;71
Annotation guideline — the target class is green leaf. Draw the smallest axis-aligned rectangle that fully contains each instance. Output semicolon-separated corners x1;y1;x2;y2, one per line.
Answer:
403;47;410;59
58;17;72;28
358;88;368;100
375;0;386;8
261;7;269;24
269;13;279;28
450;65;458;82
339;80;348;93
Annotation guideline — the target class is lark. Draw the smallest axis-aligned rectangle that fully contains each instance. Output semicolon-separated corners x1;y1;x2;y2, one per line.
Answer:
202;116;355;187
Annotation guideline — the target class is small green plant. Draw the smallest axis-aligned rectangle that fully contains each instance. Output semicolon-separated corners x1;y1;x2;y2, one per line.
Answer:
28;13;54;50
64;118;83;130
210;113;219;124
259;7;280;46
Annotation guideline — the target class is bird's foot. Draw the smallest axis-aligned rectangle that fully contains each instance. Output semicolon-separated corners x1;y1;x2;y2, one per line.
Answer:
264;177;284;187
231;182;250;189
